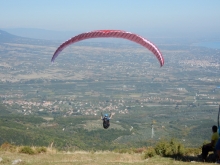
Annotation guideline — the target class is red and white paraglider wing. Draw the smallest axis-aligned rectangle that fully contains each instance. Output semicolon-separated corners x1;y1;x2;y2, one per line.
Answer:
51;30;164;67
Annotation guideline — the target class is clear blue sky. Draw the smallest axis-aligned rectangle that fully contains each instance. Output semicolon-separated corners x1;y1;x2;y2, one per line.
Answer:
1;0;220;38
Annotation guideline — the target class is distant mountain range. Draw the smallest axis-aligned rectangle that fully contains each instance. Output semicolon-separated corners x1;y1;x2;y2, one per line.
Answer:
2;28;218;45
1;28;80;41
0;29;21;42
0;29;57;45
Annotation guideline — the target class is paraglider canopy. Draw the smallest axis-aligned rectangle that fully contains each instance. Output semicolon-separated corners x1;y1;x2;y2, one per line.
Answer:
51;30;164;67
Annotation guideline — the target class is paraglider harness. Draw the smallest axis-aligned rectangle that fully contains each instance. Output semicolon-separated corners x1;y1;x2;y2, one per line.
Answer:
103;116;110;129
101;112;111;129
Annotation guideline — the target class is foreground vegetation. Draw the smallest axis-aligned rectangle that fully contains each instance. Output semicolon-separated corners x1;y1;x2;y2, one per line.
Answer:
0;151;203;165
0;139;216;165
0;103;216;151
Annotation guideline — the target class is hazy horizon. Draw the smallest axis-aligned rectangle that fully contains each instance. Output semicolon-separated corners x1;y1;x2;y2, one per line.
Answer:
1;1;220;40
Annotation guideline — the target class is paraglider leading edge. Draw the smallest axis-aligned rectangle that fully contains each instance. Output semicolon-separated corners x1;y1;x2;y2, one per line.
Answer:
51;30;164;67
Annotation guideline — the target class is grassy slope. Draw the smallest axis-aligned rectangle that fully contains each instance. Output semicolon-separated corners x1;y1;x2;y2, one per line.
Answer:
0;150;212;165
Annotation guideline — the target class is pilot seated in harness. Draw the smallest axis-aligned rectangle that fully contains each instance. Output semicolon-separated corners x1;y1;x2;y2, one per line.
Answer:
101;112;112;129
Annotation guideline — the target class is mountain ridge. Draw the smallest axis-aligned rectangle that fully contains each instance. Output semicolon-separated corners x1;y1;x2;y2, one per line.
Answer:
2;28;80;41
0;29;21;42
0;29;56;45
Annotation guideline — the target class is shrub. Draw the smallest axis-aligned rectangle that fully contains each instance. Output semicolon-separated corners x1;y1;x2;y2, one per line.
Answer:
35;147;47;153
184;148;200;156
19;146;35;155
154;138;185;157
0;142;16;152
144;147;156;159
